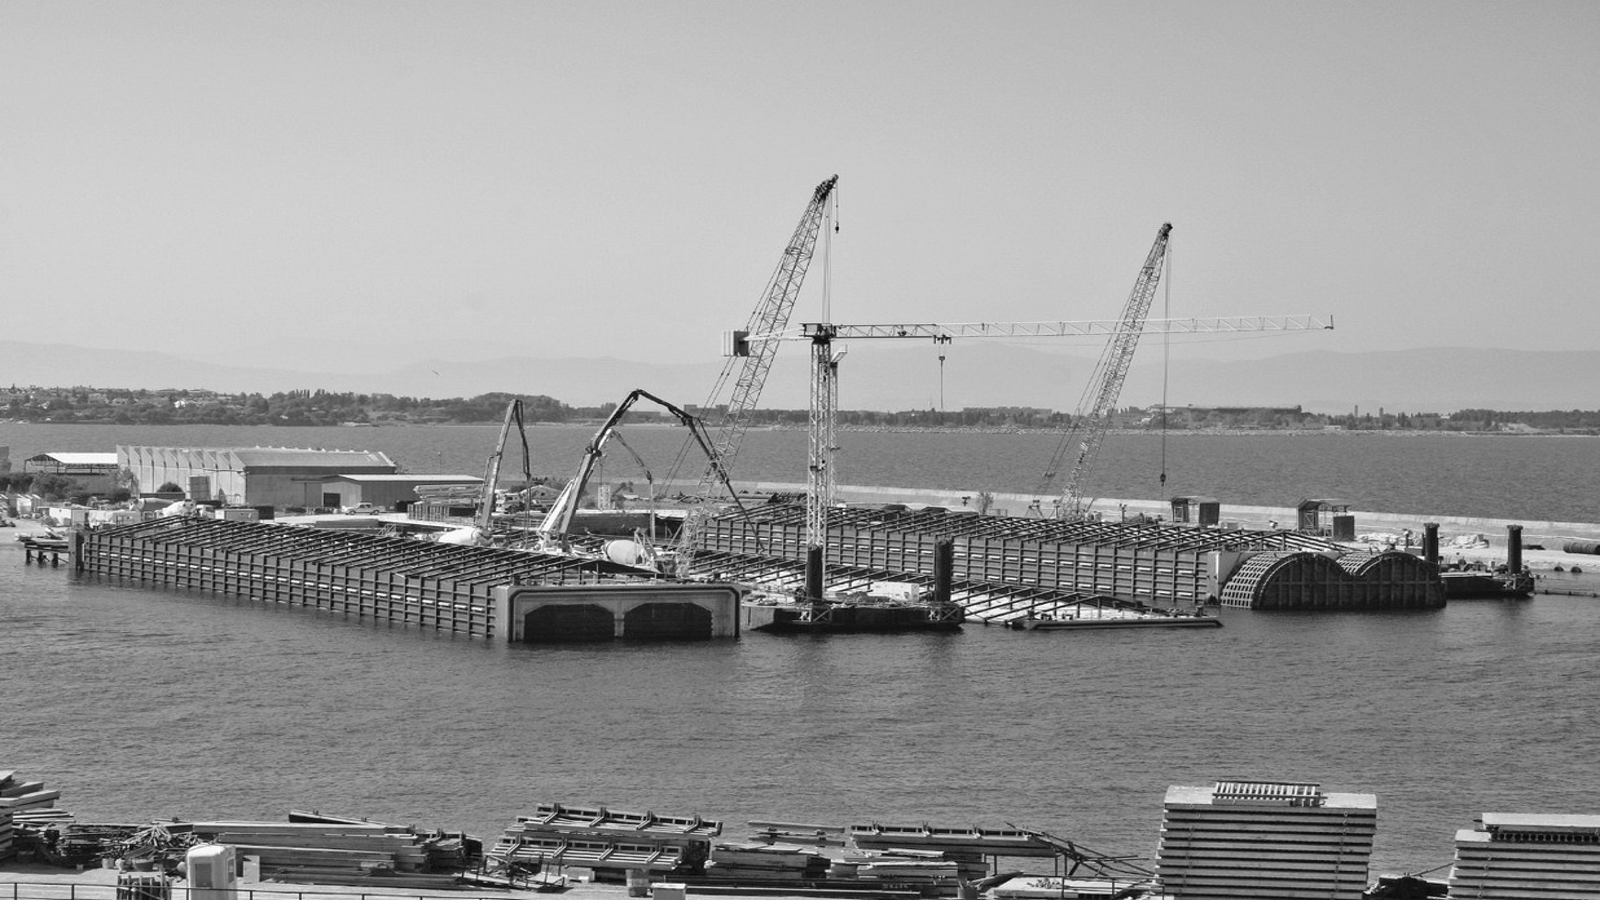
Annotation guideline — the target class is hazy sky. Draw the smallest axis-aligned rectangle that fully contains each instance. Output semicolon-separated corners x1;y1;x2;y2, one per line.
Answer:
4;2;1596;376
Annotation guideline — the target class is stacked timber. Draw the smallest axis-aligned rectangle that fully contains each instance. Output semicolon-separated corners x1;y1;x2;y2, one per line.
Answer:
179;819;467;886
848;822;1054;857
0;771;10;863
704;841;831;881
489;802;721;881
1;769;74;862
746;820;849;848
839;848;970;886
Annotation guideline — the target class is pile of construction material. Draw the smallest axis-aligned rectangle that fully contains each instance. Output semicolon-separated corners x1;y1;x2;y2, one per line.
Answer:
176;816;469;887
834;847;976;885
706;841;832;881
1;769;76;863
488;802;721;883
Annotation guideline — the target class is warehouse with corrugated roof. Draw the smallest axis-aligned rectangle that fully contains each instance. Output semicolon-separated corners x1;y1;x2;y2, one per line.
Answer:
23;452;120;493
117;446;397;507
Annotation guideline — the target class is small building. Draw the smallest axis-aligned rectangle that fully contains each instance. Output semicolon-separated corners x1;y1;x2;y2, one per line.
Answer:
118;446;397;508
1297;498;1356;540
1156;780;1376;899
1448;813;1600;898
23;452;120;494
1169;495;1221;526
309;474;482;512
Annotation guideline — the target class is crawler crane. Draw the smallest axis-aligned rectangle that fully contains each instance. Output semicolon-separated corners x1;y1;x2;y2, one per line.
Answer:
668;175;838;576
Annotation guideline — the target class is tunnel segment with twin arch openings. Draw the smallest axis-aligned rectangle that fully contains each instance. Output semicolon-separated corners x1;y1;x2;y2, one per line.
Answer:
1218;549;1445;610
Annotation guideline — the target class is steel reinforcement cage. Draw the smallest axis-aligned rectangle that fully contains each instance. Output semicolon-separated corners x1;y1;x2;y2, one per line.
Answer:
80;517;661;639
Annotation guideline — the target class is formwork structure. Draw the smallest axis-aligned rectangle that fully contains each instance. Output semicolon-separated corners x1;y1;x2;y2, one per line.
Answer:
80;517;664;640
694;503;1443;612
1156;781;1377;899
1448;813;1600;898
1218;549;1445;609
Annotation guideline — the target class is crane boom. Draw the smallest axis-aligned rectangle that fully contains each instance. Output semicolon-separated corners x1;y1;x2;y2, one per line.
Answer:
539;388;738;551
672;175;838;575
477;399;529;535
707;175;838;475
1042;222;1173;518
748;314;1331;342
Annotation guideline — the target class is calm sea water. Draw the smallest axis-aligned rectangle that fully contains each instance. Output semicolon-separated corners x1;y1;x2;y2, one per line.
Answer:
3;424;1600;878
4;422;1599;521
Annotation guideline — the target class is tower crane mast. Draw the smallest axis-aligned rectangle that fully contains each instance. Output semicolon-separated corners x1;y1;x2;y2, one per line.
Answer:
1041;222;1171;519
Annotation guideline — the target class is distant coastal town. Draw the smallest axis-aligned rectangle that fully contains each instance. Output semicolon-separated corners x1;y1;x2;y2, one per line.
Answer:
5;385;1600;434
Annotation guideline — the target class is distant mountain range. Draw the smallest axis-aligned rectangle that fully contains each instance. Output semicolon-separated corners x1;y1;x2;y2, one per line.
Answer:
3;339;1596;414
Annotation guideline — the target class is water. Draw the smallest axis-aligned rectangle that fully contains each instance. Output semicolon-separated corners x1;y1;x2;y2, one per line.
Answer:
4;423;1600;878
5;422;1599;521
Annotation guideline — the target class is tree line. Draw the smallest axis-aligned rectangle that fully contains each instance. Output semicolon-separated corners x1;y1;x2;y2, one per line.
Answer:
7;386;1600;433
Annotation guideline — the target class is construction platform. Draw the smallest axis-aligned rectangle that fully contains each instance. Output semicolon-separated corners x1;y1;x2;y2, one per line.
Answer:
77;518;740;641
695;503;1446;612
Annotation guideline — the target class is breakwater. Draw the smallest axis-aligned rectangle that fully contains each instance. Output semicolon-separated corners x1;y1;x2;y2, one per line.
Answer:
733;481;1600;559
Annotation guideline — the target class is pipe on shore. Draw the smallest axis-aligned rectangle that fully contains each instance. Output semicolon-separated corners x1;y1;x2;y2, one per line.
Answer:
1507;524;1523;572
1424;522;1440;565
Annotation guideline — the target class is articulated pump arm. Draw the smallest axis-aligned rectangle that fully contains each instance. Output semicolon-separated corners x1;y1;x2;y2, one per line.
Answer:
538;389;739;549
478;399;530;535
1040;223;1173;518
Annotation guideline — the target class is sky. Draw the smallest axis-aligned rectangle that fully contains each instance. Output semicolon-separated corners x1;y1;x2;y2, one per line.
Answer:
3;2;1597;383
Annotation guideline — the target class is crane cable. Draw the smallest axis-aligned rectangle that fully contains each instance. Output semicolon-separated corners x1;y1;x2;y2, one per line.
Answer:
1159;244;1172;491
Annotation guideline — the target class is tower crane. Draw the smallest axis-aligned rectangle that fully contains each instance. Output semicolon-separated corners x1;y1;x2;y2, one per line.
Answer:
723;224;1332;594
772;309;1330;578
668;174;838;576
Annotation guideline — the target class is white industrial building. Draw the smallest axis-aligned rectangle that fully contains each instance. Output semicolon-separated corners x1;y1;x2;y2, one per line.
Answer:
23;451;120;493
1156;780;1377;899
117;446;397;508
310;474;482;511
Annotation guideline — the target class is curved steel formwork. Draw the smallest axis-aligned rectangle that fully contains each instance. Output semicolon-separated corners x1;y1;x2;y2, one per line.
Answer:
1219;549;1445;610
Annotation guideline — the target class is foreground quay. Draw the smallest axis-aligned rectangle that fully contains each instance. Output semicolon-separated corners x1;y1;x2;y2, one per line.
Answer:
5;778;1599;900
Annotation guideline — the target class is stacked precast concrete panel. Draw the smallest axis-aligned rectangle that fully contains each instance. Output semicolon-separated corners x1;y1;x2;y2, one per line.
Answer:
1448;813;1600;898
1156;781;1376;899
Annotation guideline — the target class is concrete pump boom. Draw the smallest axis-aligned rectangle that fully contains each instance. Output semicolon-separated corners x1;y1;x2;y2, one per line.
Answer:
478;399;530;536
539;388;738;551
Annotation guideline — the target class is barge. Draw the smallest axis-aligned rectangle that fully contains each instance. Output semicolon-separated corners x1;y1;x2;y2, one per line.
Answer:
741;592;965;633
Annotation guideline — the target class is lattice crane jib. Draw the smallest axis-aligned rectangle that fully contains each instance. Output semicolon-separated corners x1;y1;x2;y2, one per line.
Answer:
673;175;838;575
1046;223;1173;519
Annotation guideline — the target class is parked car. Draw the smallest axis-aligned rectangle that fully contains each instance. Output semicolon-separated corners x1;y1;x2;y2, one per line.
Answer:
343;502;380;516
